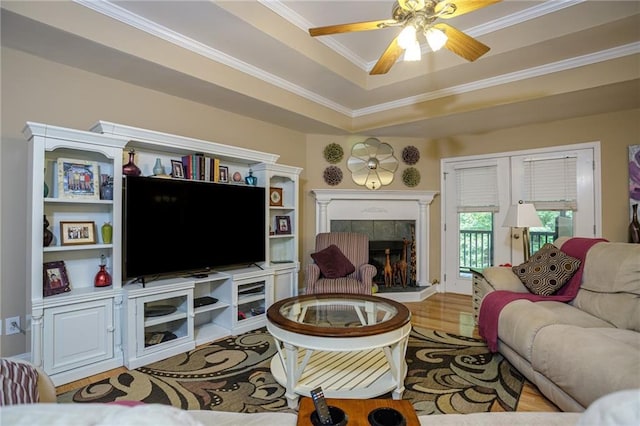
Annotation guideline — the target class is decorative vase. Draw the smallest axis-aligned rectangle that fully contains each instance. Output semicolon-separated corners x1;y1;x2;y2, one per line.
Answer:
94;254;112;287
43;181;49;198
629;204;640;244
123;149;142;176
43;215;53;247
101;184;113;200
94;264;112;287
245;169;257;186
101;222;113;244
153;158;165;175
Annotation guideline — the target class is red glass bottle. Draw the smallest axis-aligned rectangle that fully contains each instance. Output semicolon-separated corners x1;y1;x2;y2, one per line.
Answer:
94;255;112;287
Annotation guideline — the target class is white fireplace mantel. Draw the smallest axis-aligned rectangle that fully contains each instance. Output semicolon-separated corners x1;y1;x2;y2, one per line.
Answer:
311;189;438;299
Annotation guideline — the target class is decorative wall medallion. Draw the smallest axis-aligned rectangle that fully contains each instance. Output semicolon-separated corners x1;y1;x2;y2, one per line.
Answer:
323;143;344;164
347;138;398;190
402;146;420;165
402;167;420;187
323;166;343;186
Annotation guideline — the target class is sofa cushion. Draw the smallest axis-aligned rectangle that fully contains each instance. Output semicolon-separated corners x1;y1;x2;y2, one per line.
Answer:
497;300;561;362
2;403;205;426
532;325;640;408
574;242;640;331
482;267;529;293
310;244;355;278
512;243;581;295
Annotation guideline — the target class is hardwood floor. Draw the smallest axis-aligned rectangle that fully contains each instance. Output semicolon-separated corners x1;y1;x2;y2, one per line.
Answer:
56;292;560;413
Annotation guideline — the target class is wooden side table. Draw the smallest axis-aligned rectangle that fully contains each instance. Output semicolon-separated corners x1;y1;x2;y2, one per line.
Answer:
470;267;489;325
296;397;420;426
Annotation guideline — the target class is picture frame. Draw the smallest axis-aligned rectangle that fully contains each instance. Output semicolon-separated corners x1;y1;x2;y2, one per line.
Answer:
219;165;229;183
171;160;185;179
43;260;71;297
60;221;96;245
275;215;291;235
57;158;99;200
269;187;283;206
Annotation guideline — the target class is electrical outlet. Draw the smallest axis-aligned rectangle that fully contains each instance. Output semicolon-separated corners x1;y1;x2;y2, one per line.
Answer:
6;316;21;335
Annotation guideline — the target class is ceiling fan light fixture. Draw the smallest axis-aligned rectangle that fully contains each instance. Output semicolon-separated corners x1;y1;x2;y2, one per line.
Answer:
425;27;448;51
404;40;422;61
397;24;417;49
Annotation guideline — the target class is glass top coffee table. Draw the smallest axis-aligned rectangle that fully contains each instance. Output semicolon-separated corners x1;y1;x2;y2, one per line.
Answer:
266;293;412;409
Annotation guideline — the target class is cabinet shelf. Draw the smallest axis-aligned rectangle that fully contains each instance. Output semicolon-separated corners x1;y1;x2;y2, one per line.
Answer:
238;294;264;305
269;234;295;239
144;311;188;327
45;197;113;205
44;244;113;253
194;301;229;315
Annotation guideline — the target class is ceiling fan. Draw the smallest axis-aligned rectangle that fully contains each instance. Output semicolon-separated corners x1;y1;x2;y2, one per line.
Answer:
308;0;501;75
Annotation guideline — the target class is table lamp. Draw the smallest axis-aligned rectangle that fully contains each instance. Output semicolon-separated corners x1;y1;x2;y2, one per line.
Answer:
503;200;543;261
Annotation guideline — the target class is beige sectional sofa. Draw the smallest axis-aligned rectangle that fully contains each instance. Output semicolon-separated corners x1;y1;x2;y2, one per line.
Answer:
477;238;640;412
5;389;640;425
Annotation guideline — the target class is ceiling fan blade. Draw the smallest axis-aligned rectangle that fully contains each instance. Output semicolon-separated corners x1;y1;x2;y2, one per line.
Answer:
309;19;397;36
434;23;490;62
436;0;502;19
370;36;404;75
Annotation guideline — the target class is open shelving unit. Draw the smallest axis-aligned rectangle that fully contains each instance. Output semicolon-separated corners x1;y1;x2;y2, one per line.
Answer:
25;120;302;384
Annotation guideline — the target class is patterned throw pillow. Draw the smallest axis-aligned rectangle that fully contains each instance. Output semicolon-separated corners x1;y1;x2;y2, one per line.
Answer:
512;243;581;296
0;358;40;405
310;244;355;278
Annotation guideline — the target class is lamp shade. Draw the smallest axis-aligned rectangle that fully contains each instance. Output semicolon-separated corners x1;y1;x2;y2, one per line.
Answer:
502;201;543;228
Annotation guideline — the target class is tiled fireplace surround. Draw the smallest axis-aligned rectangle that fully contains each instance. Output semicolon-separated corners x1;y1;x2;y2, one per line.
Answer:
312;189;438;302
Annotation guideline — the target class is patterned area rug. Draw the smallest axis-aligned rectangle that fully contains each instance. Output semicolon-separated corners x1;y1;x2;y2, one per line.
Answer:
58;327;524;415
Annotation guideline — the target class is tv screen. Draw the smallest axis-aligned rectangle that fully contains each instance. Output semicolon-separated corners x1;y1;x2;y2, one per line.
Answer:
123;176;265;281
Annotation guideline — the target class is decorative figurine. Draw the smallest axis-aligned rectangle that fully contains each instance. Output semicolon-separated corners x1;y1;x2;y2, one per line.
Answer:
43;215;54;247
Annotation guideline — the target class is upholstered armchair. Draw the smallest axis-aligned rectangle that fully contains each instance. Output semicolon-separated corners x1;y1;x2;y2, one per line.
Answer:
305;232;377;295
0;358;57;405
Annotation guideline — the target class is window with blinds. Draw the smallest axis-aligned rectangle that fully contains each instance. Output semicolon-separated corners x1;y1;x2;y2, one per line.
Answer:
523;157;577;210
455;165;499;212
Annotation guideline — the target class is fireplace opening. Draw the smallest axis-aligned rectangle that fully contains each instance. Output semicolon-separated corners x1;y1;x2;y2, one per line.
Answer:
331;220;416;288
369;240;415;288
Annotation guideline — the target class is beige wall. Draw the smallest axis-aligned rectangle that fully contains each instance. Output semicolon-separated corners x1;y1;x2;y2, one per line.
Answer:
0;48;306;356
300;110;640;288
2;46;638;358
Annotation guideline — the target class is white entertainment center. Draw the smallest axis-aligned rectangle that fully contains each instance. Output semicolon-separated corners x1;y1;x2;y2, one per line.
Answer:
24;121;301;385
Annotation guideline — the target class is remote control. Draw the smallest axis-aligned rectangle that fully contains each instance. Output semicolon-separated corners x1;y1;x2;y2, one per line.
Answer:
310;386;333;425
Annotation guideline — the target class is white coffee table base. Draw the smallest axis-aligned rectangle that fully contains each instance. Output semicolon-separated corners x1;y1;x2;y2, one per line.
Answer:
268;323;411;409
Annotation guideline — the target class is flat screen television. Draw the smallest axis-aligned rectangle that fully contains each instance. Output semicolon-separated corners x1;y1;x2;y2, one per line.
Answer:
122;176;265;282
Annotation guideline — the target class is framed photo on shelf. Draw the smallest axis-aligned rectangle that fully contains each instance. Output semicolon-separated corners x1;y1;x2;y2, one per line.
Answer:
275;215;291;235
269;187;283;206
171;160;185;179
60;221;96;245
57;158;99;200
43;260;71;297
219;165;229;183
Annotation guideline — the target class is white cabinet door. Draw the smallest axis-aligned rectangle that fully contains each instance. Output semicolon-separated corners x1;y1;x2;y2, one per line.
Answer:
43;298;114;374
273;266;298;301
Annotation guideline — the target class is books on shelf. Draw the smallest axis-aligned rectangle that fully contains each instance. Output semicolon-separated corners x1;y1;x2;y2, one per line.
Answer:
181;154;220;182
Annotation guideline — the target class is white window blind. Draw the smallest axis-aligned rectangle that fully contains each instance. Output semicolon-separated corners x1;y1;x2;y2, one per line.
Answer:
523;157;577;210
456;165;499;212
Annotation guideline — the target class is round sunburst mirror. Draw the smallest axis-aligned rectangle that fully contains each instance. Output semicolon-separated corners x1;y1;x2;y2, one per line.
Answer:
347;138;399;190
